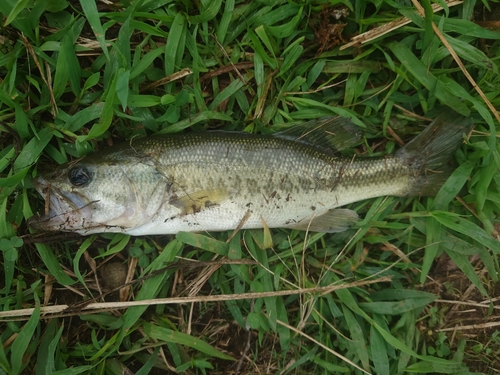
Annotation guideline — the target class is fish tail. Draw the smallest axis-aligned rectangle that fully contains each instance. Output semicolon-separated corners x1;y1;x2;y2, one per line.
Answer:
396;110;474;197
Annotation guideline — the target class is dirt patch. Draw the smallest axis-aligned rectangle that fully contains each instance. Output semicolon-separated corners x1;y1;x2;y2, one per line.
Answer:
310;5;350;54
424;253;500;372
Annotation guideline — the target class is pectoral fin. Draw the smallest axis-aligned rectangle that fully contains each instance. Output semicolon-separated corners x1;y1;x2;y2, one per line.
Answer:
170;189;229;215
290;208;358;233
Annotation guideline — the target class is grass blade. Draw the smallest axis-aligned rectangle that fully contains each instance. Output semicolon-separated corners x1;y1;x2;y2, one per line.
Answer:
14;127;53;171
164;12;186;92
389;42;470;116
144;322;234;360
433;160;475;210
11;296;40;375
35;243;75;285
432;211;500;254
116;69;130;111
370;323;390;375
189;0;223;24
4;0;29;26
36;320;63;375
81;72;118;140
342;305;370;370
443;243;489;296
79;0;109;59
176;231;229;255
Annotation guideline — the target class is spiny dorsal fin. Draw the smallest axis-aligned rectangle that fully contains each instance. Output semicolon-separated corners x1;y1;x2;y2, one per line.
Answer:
288;208;359;233
274;117;362;153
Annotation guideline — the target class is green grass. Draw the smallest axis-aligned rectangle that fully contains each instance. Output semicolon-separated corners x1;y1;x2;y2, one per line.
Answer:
1;0;500;374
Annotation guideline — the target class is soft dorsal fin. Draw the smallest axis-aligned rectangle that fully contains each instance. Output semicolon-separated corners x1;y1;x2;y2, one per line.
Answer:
274;117;362;153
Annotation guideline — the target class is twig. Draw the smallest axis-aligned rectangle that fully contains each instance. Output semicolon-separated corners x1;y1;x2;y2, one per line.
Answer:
340;0;464;50
212;35;248;85
140;68;192;92
386;125;405;147
21;35;58;116
437;321;500;332
435;299;500;311
0;276;392;320
200;62;255;83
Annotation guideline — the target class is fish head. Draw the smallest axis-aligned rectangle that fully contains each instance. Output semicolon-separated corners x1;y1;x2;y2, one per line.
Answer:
30;157;166;234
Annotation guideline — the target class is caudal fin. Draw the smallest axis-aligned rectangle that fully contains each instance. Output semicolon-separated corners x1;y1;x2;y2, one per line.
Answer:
396;110;474;197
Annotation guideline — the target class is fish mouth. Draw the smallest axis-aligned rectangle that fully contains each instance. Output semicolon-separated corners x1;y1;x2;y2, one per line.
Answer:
29;176;93;232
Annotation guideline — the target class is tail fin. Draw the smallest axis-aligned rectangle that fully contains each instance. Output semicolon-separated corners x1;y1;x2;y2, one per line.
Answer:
396;110;474;197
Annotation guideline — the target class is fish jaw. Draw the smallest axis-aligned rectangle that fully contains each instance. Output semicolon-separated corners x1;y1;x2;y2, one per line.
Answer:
29;163;167;234
29;175;96;233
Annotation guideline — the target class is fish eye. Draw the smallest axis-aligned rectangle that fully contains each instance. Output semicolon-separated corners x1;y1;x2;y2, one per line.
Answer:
68;166;91;187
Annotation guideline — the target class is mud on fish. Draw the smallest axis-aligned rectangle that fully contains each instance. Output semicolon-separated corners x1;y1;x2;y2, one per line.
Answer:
29;110;473;236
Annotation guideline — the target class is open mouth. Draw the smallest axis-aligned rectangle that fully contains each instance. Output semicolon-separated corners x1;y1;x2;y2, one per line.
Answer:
29;176;90;231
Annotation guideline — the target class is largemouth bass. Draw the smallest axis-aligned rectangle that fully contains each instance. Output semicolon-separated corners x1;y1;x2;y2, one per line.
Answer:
29;111;473;235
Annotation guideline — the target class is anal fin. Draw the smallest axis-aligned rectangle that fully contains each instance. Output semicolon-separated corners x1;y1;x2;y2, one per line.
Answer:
290;208;359;233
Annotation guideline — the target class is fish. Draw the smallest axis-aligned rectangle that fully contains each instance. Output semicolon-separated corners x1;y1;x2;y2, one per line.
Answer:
29;110;473;236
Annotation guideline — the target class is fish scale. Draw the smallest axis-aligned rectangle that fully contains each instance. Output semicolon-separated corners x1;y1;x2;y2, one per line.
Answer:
29;111;473;236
